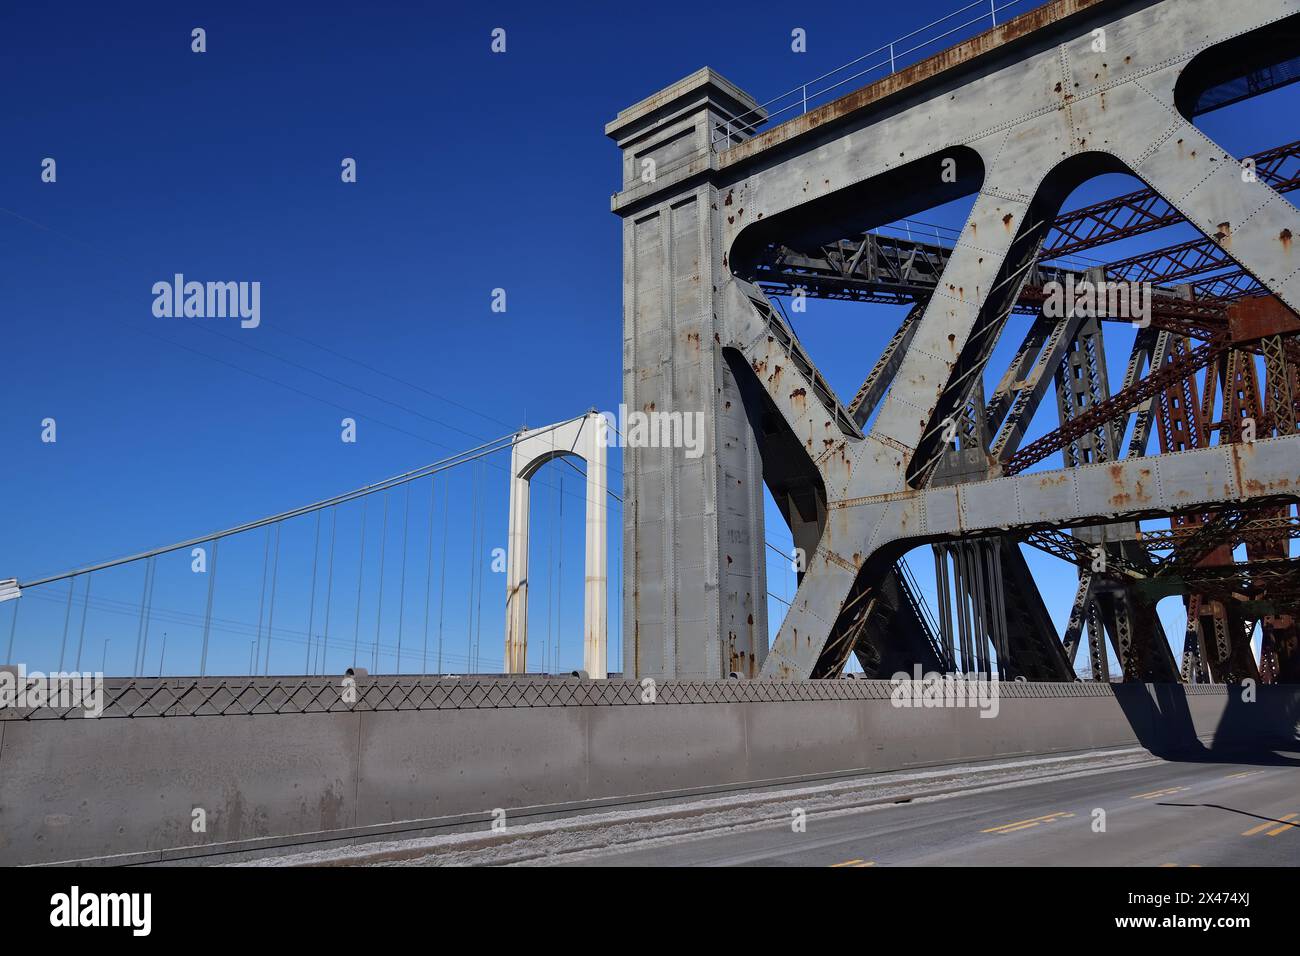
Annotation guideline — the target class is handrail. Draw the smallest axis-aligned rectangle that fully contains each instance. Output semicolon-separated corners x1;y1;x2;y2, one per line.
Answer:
715;0;1030;148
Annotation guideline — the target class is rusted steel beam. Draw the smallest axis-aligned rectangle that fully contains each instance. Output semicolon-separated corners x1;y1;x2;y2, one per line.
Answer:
1154;335;1206;457
1002;337;1229;476
1229;295;1300;343
1137;513;1300;550
1104;236;1237;286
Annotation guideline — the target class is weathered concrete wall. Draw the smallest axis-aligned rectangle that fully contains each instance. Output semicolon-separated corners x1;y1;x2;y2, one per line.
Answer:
1;679;1296;865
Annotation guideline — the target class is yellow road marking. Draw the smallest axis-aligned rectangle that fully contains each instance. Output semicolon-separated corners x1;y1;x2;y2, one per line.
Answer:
1243;813;1296;837
982;811;1074;834
982;813;1062;833
1226;770;1265;780
830;858;864;867
1267;814;1298;837
1130;787;1189;800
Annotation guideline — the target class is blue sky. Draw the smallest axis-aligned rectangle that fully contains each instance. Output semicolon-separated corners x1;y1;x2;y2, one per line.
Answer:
1;0;1292;677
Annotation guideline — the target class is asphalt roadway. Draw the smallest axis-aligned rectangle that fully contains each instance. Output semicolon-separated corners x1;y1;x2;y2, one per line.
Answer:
569;749;1300;866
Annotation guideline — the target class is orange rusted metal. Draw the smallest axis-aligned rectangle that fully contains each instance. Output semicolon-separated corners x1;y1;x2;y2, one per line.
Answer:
1228;295;1300;343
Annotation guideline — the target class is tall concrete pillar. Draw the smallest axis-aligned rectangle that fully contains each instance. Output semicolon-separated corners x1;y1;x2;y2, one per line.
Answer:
504;464;531;673
503;413;609;678
606;69;769;680
582;422;609;679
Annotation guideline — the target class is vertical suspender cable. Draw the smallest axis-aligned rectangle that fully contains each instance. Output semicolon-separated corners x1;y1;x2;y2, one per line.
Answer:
306;510;322;674
140;558;156;676
321;506;337;675
437;479;449;674
133;559;150;675
254;527;271;672
58;576;74;671
5;599;18;666
353;497;368;667
396;483;410;673
467;462;479;671
422;475;435;674
264;523;281;675
74;573;93;671
475;462;485;671
373;491;389;672
199;539;219;676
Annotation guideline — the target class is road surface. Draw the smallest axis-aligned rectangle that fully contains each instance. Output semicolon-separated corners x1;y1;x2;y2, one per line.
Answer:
572;750;1300;867
238;746;1300;866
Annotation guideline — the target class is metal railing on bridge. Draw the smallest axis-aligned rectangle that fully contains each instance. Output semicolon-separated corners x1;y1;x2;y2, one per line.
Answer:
715;0;1030;148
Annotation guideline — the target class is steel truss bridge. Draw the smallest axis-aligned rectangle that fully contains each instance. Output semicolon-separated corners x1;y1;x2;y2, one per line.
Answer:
607;0;1300;686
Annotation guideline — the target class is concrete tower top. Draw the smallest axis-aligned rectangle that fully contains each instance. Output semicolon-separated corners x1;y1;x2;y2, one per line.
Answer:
605;67;765;207
605;66;763;145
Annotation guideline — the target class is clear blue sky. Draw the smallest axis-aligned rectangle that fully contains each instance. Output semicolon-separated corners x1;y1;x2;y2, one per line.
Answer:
1;0;1291;677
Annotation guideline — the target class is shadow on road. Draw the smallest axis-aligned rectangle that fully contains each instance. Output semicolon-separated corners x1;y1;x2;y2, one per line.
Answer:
1111;682;1300;766
1158;802;1300;829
